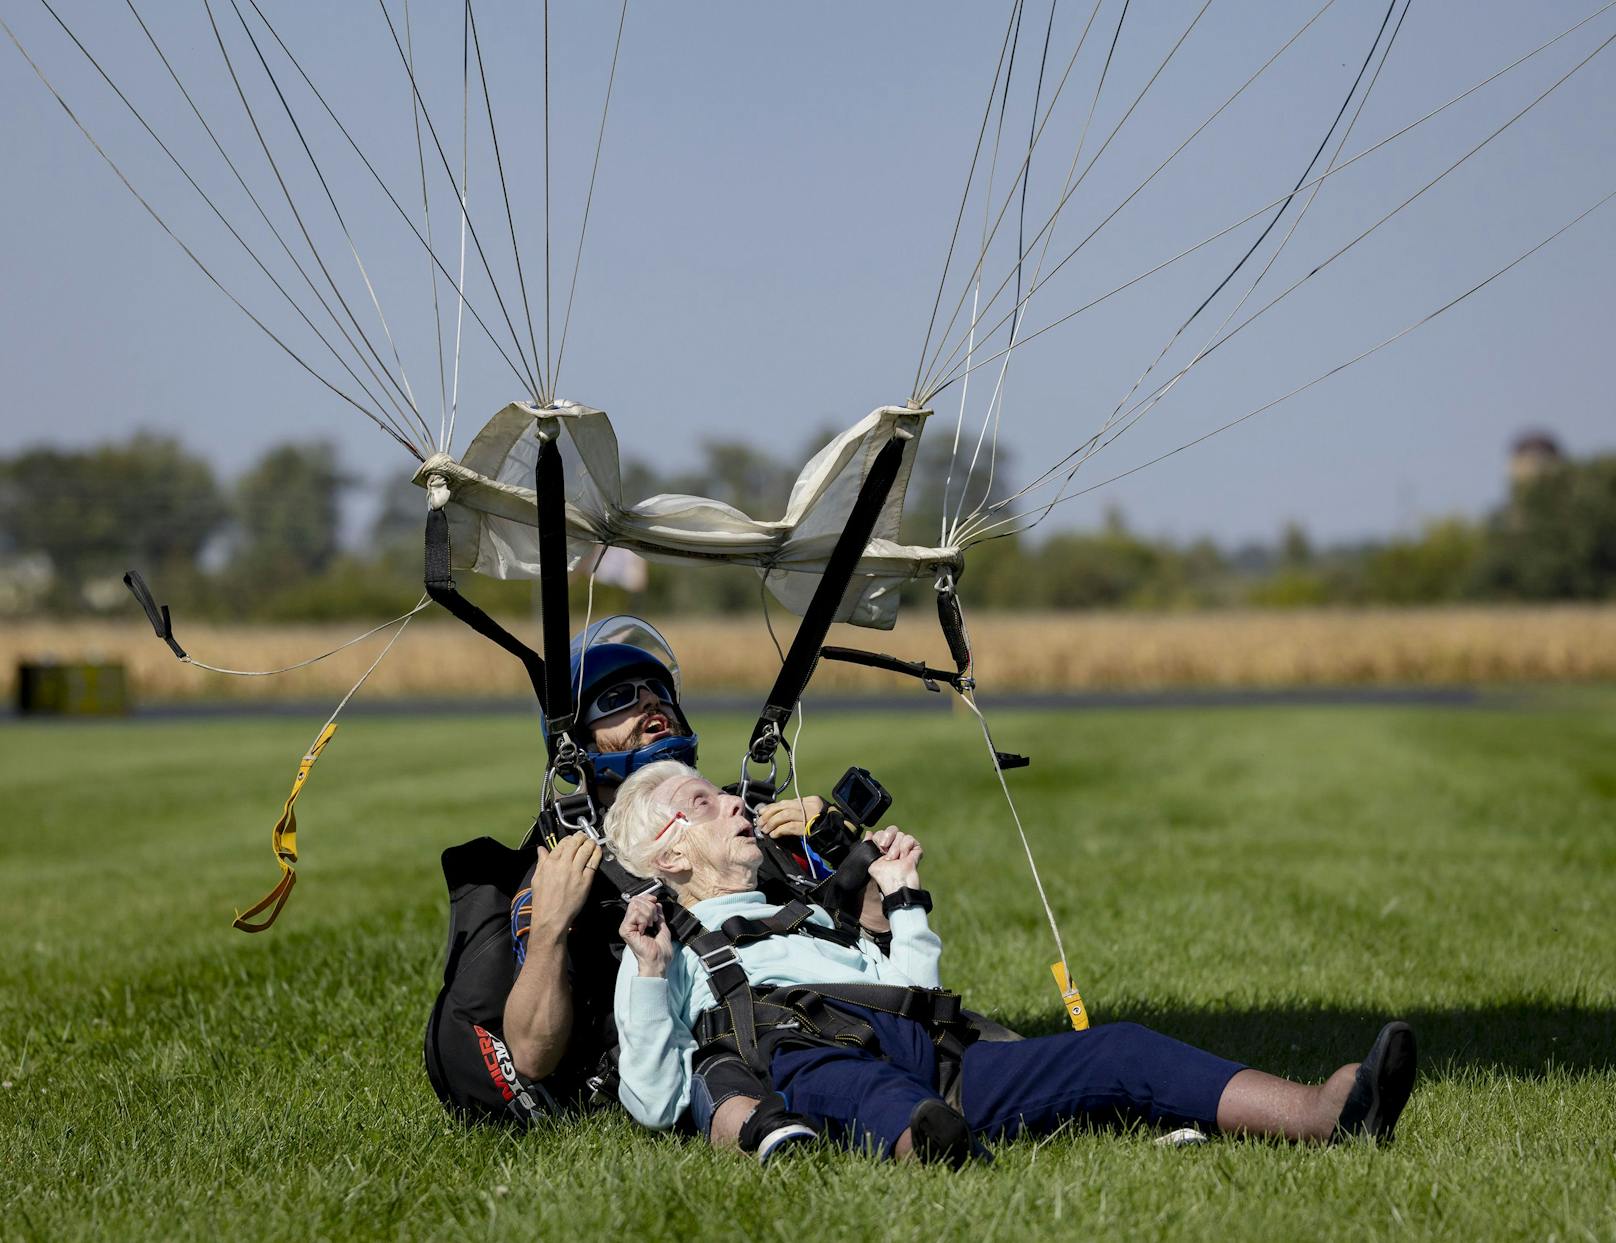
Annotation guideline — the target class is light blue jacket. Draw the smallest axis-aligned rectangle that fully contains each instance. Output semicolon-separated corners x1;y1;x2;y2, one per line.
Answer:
614;889;942;1129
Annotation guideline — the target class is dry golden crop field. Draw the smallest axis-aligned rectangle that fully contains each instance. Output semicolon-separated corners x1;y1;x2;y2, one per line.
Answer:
6;604;1616;702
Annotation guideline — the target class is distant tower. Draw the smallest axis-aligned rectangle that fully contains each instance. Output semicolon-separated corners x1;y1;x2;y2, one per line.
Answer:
1509;431;1563;489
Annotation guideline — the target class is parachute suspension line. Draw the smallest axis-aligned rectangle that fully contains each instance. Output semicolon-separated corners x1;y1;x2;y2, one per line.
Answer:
236;0;539;404
215;0;431;445
245;0;426;437
960;11;1615;539
209;0;434;448
912;0;1027;400
311;597;427;757
948;0;1130;546
958;693;1068;970
542;0;553;398
178;601;432;677
465;0;546;402
950;0;1105;543
555;0;629;395
448;3;471;454
964;183;1616;547
923;0;1616;403
918;0;1157;400
967;0;1406;538
0;14;420;459
572;547;608;710
404;0;450;441
225;591;426;934
36;0;421;456
374;0;544;401
939;0;1034;543
1090;0;1404;472
921;0;1324;402
116;0;425;448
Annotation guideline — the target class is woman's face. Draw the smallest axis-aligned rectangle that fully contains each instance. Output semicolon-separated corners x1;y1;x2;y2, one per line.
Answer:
651;774;761;889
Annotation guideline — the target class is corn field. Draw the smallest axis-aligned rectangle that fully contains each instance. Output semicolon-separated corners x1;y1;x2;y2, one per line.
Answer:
6;605;1616;703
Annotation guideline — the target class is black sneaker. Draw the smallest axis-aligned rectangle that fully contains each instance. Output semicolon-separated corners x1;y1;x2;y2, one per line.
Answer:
1334;1021;1418;1142
907;1098;974;1168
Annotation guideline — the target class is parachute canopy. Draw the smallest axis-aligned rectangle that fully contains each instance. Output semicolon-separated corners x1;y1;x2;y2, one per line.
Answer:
413;401;961;630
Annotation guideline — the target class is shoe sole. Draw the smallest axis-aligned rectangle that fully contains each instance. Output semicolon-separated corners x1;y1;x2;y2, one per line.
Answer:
908;1099;973;1168
1347;1020;1418;1142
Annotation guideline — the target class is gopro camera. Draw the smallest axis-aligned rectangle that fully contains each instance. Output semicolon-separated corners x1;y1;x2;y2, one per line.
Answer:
830;766;892;829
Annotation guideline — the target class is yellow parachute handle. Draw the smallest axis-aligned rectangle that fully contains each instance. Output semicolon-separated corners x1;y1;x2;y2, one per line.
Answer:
1051;960;1089;1031
232;723;338;933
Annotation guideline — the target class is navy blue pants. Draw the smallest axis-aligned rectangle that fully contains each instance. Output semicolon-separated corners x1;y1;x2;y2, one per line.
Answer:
770;1007;1244;1157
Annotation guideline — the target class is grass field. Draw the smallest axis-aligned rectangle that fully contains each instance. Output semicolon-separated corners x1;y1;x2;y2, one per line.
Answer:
3;697;1614;1241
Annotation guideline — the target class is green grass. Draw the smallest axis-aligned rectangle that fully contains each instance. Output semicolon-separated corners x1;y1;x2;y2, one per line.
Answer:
3;696;1614;1241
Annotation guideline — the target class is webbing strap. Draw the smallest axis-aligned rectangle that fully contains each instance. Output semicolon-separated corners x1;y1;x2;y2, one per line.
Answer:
810;838;882;937
232;722;336;932
935;579;973;687
534;430;577;745
718;900;861;950
423;507;548;713
818;645;964;693
123;570;187;659
748;433;908;760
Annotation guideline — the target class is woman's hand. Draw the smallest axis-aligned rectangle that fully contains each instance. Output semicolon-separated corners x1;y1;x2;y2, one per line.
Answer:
866;827;923;895
756;795;826;839
618;892;673;978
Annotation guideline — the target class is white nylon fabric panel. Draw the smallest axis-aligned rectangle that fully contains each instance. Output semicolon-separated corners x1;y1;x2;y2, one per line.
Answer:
413;401;962;629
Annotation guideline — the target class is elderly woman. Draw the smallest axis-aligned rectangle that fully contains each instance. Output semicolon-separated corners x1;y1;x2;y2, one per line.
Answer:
606;761;1416;1163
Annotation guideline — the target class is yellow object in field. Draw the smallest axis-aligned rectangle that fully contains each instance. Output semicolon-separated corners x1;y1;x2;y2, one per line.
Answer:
1051;960;1089;1030
232;723;338;933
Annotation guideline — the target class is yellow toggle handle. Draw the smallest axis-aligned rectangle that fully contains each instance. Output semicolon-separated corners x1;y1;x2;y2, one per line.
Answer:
1051;960;1089;1031
232;723;338;933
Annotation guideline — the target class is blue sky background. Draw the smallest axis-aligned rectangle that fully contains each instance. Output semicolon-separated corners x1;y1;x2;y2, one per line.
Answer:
3;1;1612;547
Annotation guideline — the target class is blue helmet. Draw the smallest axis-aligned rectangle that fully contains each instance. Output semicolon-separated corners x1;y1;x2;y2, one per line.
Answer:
568;615;698;787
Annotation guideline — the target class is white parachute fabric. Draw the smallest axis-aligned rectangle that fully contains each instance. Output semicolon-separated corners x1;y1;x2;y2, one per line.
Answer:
413;401;961;629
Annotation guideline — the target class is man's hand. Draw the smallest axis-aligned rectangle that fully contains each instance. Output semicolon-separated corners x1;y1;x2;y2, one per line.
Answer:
866;827;923;895
619;892;674;978
756;795;826;839
529;834;601;942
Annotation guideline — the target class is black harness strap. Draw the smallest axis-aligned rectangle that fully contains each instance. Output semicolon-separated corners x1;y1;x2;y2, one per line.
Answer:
747;433;909;763
810;838;882;938
819;645;965;694
718;900;862;950
122;570;188;659
935;577;974;689
533;429;578;748
423;507;549;713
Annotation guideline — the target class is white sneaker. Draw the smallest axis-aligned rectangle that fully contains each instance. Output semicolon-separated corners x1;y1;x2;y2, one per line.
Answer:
755;1122;817;1164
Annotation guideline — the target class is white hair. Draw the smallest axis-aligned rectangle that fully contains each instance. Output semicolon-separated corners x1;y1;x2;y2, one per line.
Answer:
603;760;701;879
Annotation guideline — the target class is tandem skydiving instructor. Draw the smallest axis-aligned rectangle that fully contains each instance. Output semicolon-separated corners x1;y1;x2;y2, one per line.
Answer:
501;617;833;1161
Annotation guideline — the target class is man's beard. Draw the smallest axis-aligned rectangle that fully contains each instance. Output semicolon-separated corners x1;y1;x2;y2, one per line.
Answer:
624;716;689;750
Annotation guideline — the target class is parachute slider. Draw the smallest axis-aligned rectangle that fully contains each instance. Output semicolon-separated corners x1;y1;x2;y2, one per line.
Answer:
122;569;186;659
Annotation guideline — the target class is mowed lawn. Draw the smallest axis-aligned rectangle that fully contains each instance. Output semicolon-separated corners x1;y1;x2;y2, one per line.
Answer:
2;695;1614;1241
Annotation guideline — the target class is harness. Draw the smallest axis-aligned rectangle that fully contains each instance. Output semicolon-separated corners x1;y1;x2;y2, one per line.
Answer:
412;408;1029;1125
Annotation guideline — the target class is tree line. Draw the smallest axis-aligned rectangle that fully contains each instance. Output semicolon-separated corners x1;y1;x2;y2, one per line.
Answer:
2;431;1613;620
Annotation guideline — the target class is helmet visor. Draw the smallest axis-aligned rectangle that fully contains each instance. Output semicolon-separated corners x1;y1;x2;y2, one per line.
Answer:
572;614;682;698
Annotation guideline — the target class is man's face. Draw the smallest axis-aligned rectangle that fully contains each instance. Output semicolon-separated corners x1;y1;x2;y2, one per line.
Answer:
585;677;689;755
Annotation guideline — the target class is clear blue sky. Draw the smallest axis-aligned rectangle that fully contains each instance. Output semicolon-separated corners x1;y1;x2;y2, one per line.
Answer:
3;1;1612;547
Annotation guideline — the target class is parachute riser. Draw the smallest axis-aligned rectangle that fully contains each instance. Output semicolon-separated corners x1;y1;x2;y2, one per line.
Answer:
742;423;915;779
